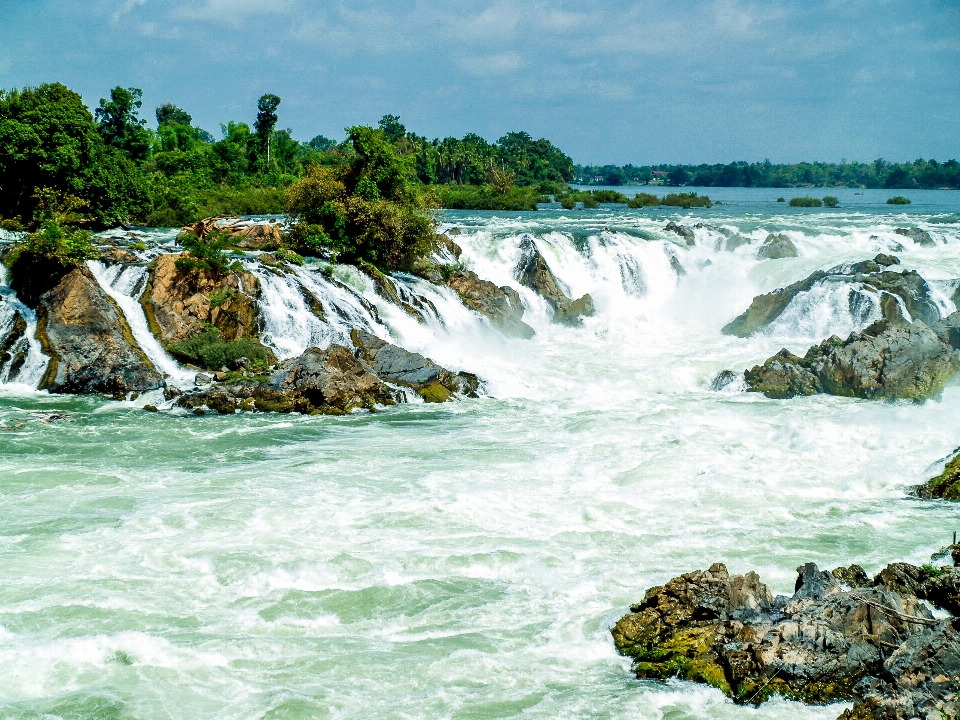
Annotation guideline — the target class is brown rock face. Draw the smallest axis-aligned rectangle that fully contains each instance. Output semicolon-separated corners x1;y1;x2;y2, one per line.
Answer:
145;254;261;345
179;217;283;250
36;267;163;396
447;269;535;339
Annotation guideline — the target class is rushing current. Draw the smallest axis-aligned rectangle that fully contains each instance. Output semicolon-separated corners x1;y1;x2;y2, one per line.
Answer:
2;187;960;719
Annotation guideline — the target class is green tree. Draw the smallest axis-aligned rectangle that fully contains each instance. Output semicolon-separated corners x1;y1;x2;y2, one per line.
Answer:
378;114;406;143
253;93;281;169
95;87;151;163
156;103;192;127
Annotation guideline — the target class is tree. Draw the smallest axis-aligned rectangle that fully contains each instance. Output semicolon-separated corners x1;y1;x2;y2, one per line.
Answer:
378;114;406;143
253;93;281;168
156;103;192;127
95;87;151;163
308;135;337;151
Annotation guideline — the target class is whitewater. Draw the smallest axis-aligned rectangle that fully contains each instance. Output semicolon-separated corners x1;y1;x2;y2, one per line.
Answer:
1;187;960;719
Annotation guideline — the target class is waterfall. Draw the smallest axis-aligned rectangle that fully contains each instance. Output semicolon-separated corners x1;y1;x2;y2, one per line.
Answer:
0;264;49;389
87;261;194;386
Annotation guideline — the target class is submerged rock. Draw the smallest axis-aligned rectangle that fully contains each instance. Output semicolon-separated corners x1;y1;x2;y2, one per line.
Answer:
722;255;941;337
663;222;695;246
612;559;960;719
756;232;798;260
350;329;479;402
176;345;394;415
743;319;960;401
895;227;935;247
447;269;535;339
36;267;163;396
515;236;595;326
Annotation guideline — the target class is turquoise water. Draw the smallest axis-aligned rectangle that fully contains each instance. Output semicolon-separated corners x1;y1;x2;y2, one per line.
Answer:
2;190;960;719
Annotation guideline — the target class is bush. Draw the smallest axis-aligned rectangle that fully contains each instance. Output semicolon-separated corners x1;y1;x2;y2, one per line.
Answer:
887;196;911;205
627;193;661;208
660;192;712;208
777;197;785;202
175;229;231;276
434;184;541;211
4;220;97;304
168;328;272;370
591;189;629;203
822;196;839;207
789;196;822;207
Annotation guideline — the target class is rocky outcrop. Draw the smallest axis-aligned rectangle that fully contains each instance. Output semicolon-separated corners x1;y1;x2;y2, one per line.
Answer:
895;227;935;247
358;261;437;323
350;329;479;402
757;232;798;259
743;319;960;400
144;254;263;345
175;345;395;415
612;559;960;719
180;217;283;250
722;255;939;337
515;236;595;326
447;269;535;339
664;222;695;246
35;267;163;396
916;450;960;501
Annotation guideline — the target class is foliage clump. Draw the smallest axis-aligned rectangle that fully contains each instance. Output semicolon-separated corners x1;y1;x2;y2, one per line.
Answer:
822;196;839;207
168;327;272;371
789;196;823;207
3;219;97;304
887;196;911;205
660;192;712;208
627;193;662;208
175;229;231;276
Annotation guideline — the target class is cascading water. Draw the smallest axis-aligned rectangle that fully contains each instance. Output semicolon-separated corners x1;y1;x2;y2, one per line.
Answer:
0;261;49;389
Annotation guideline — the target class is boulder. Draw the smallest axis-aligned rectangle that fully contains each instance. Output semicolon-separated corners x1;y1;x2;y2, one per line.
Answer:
663;222;695;246
180;217;282;250
176;345;395;415
447;269;535;339
895;227;936;247
722;255;941;337
515;236;595;326
743;320;960;401
756;232;798;259
35;267;163;396
350;328;479;402
612;560;959;719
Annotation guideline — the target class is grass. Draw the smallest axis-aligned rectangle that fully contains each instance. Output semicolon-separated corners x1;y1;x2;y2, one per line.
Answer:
169;328;273;371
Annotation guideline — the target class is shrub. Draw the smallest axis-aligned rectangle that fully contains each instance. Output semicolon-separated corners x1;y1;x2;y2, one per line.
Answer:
168;328;272;370
660;192;712;208
591;189;629;203
887;196;911;205
433;184;540;211
789;196;822;207
627;193;661;208
777;197;785;202
559;194;577;210
822;196;839;207
175;229;231;276
4;220;97;304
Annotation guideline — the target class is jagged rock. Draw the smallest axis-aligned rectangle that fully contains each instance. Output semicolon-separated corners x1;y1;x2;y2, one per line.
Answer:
447;269;535;339
723;255;941;337
99;247;138;265
744;320;960;400
757;232;798;259
144;253;264;346
35;267;163;396
664;222;695;246
832;565;872;588
350;328;479;402
915;449;960;501
358;261;437;323
612;560;959;719
515;236;595;326
895;227;935;247
176;345;394;415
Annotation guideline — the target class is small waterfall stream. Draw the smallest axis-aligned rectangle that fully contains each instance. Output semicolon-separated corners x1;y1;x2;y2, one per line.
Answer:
0;262;49;388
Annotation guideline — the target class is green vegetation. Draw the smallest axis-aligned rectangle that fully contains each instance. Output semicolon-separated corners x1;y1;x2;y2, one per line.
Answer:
661;192;712;208
777;197;785;202
887;196;912;205
822;196;839;207
789;196;823;207
175;229;231;276
168;328;272;370
3;220;97;304
433;184;542;211
627;193;662;208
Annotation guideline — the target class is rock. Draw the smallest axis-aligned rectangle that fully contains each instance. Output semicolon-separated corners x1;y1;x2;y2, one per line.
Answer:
0;307;28;379
195;373;212;386
411;234;464;284
143;404;158;412
350;328;479;402
359;261;437;323
915;449;960;501
664;222;695;246
515;236;595;326
180;217;282;250
447;269;535;339
832;564;871;588
756;232;798;259
723;256;941;337
612;559;957;719
144;253;264;346
710;369;741;391
895;227;936;247
99;248;138;265
35;267;163;396
744;320;960;401
176;345;395;415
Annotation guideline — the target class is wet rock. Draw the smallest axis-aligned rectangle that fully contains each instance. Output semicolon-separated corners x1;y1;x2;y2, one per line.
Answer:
710;369;741;391
832;565;872;588
36;267;163;396
895;227;936;247
411;234;464;284
756;232;798;259
358;261;437;323
143;404;158;412
664;222;695;246
350;328;479;402
0;309;28;378
176;345;395;415
915;449;960;501
723;255;941;337
612;560;957;719
515;236;595;326
99;247;139;265
447;269;535;339
744;320;960;401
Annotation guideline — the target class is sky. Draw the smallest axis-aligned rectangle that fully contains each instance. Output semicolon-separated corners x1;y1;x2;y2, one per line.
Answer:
1;0;958;165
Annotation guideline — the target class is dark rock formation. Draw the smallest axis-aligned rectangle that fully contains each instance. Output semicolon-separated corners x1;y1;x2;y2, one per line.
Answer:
664;222;695;246
447;269;535;339
723;255;940;337
175;345;395;415
916;449;960;501
757;232;798;260
612;559;960;719
35;267;163;396
895;227;936;247
744;320;960;400
515;236;595;326
350;329;479;402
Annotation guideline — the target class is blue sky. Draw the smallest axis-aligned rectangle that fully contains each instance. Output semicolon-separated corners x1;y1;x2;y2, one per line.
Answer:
1;0;957;164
